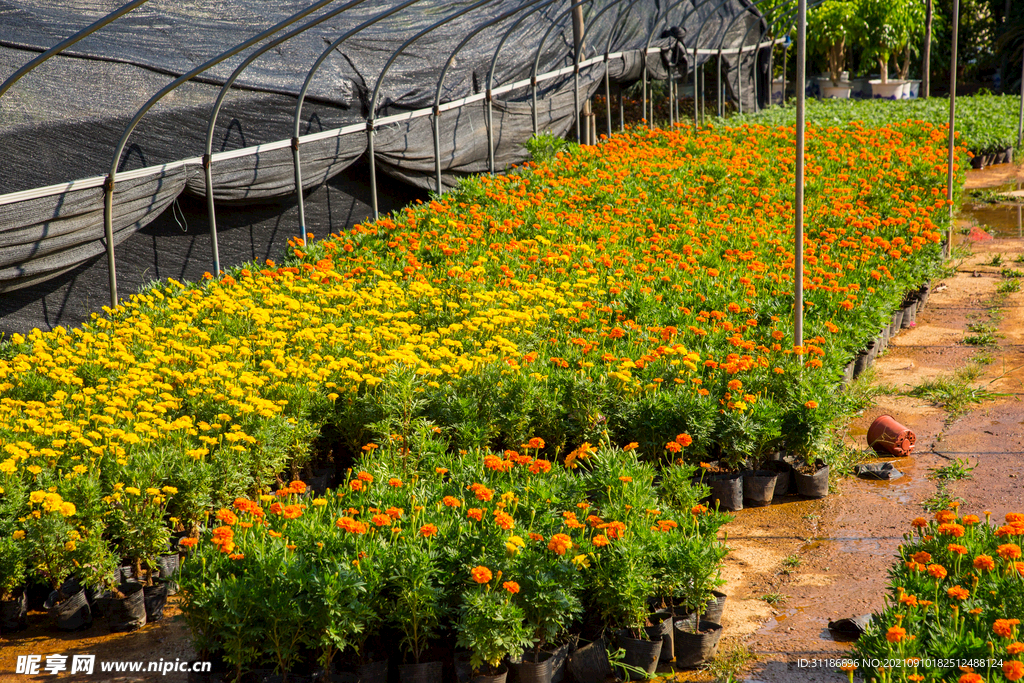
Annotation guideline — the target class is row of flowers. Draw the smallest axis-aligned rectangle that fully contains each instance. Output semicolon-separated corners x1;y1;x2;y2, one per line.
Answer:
176;442;729;678
851;509;1024;682
0;121;961;596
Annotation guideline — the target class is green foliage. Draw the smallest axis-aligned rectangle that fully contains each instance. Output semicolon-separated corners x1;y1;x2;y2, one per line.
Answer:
808;1;859;83
524;133;571;164
928;457;974;481
455;589;534;673
0;535;27;599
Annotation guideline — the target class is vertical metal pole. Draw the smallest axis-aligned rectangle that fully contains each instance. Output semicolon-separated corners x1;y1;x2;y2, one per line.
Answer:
487;93;496;172
618;84;624;131
1017;47;1024;148
532;78;539;134
574;70;582;141
923;0;932;98
945;0;959;258
693;46;700;131
604;54;612;137
717;54;723;117
794;0;806;348
292;139;307;247
571;0;590;143
367;124;379;220
204;158;221;274
737;44;743;115
103;181;118;308
782;42;788;105
642;50;649;127
433;109;443;194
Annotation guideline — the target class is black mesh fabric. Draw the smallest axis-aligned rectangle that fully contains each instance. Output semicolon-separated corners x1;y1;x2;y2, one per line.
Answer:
0;0;767;307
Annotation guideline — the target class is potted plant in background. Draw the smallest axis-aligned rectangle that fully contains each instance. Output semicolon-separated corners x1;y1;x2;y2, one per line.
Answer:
809;0;858;98
0;534;28;632
857;0;917;99
389;544;448;683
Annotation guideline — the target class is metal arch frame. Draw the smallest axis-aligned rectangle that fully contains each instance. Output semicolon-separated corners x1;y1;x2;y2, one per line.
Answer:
721;0;788;116
102;0;355;309
291;0;428;237
364;0;497;220
0;0;153;101
601;0;646;136
570;0;636;143
530;0;592;137
671;0;740;127
203;0;373;275
430;0;558;195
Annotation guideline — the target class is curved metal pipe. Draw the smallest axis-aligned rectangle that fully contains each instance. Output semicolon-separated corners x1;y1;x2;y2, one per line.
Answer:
0;0;152;101
571;0;636;141
530;0;590;137
204;0;372;274
430;0;556;192
601;0;645;136
103;0;351;309
292;0;429;229
365;0;496;218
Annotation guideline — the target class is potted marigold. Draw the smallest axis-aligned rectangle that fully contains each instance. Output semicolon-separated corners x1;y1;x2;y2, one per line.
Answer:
0;534;28;631
455;565;534;683
388;543;447;682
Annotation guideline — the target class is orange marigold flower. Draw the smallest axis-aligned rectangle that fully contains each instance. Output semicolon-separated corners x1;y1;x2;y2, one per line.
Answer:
473;485;494;501
804;400;818;409
886;625;906;643
994;619;1021;638
727;380;743;391
529;532;544;542
349;480;364;492
1003;661;1024;682
356;471;374;483
1006;642;1024;655
912;551;932;564
386;507;404;519
527;437;545;449
947;585;970;600
269;502;284;515
619;476;633;483
935;510;957;524
282;504;303;520
691;504;708;515
927;564;948;580
216;509;238;526
435;467;448;475
388;477;403;488
948;544;968;555
467;508;483;522
228;553;245;560
899;594;918;606
665;442;681;453
420;524;438;538
219;540;236;554
495;511;515;530
959;674;983;683
179;537;198;548
937;523;965;537
1007;513;1024;524
548;533;573;555
336;517;367;534
657;520;679;532
290;480;307;494
911;517;929;528
443;496;462;508
675;433;693;447
372;514;392;527
962;514;980;525
599;520;627;539
503;581;520;594
529;459;552;474
623;442;639;452
592;534;609;547
973;555;995;571
998;543;1022;560
470;566;492;584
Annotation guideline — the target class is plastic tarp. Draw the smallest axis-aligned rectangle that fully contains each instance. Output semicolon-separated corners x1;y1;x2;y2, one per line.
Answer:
0;0;767;297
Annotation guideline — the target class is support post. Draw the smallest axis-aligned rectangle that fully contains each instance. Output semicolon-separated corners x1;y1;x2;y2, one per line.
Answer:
571;0;592;144
945;0;959;258
794;0;806;348
1017;47;1024;148
923;0;932;98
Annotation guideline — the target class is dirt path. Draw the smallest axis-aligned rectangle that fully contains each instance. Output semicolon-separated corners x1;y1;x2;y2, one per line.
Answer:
696;164;1024;683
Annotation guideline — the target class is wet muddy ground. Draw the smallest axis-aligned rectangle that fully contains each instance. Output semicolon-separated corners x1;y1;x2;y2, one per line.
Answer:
3;166;1023;683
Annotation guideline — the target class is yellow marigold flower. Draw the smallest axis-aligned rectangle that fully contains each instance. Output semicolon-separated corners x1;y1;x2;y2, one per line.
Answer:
162;486;178;495
64;540;76;552
59;502;76;517
312;498;328;507
125;486;141;496
12;530;25;540
29;491;45;504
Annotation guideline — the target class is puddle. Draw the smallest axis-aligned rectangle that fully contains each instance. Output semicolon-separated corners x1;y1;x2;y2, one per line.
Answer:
758;607;805;633
961;201;1023;239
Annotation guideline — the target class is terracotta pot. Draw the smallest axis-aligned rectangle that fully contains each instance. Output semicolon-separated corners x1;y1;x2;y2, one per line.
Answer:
867;415;916;456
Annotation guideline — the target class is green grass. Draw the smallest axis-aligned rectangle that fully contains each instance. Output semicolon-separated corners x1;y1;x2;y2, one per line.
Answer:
997;280;1022;293
921;487;964;512
907;365;1001;419
963;323;998;347
987;254;1005;267
1000;267;1023;279
705;643;756;683
761;593;785;605
929;457;975;481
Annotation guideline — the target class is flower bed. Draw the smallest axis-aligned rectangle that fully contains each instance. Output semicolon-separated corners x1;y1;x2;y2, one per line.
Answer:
0;120;960;602
851;509;1024;682
177;442;729;678
721;94;1022;157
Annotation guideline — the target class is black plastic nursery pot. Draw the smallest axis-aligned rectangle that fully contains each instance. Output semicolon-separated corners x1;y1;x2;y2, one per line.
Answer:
673;621;723;669
159;552;181;595
0;588;28;632
396;660;444;683
794;459;829;498
547;642;568;683
566;638;611;683
742;470;776;507
44;587;92;631
765;459;792;496
708;473;743;511
331;659;389;683
105;582;146;632
469;666;507;683
703;591;727;625
509;650;552;683
615;630;662;680
143;580;169;622
643;610;674;663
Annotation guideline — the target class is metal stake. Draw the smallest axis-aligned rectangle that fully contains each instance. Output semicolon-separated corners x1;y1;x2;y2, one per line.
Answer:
945;0;959;258
794;0;806;348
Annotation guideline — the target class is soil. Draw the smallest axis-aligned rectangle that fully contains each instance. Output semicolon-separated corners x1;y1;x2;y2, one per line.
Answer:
3;165;1022;683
